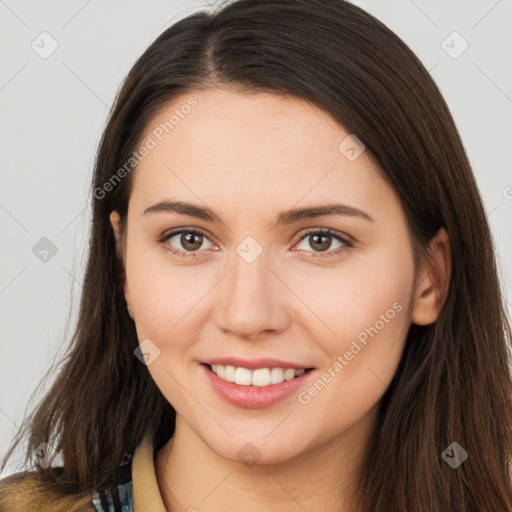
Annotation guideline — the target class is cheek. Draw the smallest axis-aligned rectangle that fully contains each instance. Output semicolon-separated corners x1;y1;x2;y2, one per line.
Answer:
125;250;208;409
126;244;213;349
294;251;414;427
295;247;414;349
296;250;414;400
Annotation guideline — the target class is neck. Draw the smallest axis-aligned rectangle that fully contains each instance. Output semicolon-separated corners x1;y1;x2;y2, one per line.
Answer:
155;411;376;512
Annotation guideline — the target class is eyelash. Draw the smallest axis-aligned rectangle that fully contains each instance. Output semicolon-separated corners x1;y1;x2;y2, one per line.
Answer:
158;227;354;259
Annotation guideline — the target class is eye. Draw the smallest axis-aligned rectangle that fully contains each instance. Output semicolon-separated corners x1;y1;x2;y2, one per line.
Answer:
158;227;353;259
159;228;215;258
293;228;353;257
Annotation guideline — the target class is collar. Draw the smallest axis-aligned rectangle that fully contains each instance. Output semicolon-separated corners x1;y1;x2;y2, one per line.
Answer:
132;433;168;512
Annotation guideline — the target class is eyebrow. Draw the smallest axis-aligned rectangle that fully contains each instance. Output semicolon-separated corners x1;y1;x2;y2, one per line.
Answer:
143;200;375;224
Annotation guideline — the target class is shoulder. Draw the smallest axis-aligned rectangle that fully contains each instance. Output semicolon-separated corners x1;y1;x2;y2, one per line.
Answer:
0;450;135;512
0;470;96;512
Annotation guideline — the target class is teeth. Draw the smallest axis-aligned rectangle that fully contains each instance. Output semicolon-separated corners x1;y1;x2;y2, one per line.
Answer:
224;365;235;382
270;367;284;384
210;364;307;387
283;368;296;381
251;368;270;387
216;364;226;380
234;367;252;385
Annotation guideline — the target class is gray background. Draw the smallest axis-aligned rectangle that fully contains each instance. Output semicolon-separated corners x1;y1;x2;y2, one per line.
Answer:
1;0;511;475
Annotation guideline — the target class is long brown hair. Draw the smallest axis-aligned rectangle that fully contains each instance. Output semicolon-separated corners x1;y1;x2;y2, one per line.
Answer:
2;0;511;510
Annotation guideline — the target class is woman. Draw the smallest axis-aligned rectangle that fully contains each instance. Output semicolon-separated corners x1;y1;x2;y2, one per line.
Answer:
1;0;511;510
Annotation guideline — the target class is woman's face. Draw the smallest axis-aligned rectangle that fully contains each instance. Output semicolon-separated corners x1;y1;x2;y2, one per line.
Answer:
111;87;422;464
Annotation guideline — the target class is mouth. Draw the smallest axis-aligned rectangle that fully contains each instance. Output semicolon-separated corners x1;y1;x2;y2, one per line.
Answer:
200;357;317;408
202;363;315;387
201;362;315;408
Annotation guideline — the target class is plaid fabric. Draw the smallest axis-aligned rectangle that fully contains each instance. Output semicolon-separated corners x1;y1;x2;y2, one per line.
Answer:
91;453;134;512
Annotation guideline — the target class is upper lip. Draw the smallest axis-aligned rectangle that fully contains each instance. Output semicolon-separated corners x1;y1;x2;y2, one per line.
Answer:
202;357;313;370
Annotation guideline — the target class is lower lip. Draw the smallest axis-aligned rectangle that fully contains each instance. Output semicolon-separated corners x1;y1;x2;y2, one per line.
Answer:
201;364;314;409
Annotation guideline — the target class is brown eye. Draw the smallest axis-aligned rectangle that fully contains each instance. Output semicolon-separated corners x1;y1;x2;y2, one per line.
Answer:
307;233;333;252
179;232;204;251
160;228;214;257
295;229;353;257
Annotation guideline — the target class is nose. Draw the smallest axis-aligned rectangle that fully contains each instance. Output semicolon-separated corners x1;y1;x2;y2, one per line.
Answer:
215;246;291;341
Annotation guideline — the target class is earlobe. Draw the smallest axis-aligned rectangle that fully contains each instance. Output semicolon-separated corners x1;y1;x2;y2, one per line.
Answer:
411;228;451;326
109;211;134;320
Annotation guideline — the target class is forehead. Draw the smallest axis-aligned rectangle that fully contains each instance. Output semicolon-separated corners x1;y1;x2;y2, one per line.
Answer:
129;88;396;222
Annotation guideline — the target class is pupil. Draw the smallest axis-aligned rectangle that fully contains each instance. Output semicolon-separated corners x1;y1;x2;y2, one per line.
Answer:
312;234;330;251
183;233;201;250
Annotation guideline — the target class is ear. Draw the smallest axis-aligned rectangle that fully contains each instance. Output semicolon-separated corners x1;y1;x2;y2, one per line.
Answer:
411;228;451;326
109;211;134;319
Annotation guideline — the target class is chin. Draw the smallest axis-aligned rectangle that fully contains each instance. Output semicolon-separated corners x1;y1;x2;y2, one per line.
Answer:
202;430;312;467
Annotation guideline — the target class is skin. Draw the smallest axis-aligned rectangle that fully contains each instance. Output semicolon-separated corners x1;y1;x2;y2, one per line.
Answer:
110;87;451;512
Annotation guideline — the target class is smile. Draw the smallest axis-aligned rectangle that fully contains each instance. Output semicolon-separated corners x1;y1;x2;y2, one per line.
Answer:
201;363;315;409
209;364;307;387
